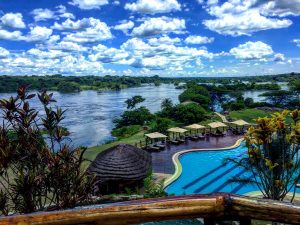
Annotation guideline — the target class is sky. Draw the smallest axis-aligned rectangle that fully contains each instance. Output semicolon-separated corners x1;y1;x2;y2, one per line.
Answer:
0;0;300;77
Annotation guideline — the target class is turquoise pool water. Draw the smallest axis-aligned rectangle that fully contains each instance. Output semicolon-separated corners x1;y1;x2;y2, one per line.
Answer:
166;143;257;195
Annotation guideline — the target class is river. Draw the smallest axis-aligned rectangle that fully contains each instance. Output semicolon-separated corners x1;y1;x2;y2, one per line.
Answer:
0;83;288;147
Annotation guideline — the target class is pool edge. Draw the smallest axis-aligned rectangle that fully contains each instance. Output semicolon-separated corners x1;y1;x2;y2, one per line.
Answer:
163;138;244;189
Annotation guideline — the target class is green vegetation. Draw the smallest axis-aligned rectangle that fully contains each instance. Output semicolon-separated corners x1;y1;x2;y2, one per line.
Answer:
179;83;210;109
0;73;298;93
111;125;141;139
229;109;272;123
0;87;94;215
227;110;300;201
125;95;145;109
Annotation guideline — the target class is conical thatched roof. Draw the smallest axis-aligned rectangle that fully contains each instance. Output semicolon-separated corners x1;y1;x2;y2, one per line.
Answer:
87;144;152;182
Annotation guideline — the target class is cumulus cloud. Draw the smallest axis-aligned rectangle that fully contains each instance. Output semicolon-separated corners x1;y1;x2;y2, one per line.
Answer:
202;1;292;36
25;26;53;42
255;0;300;17
27;49;68;59
273;53;285;62
49;41;88;52
229;41;274;60
0;47;10;58
148;35;181;46
184;35;214;44
131;17;185;37
125;0;181;14
0;30;23;41
31;7;75;21
62;18;112;43
31;8;56;21
69;0;108;10
293;39;300;47
114;20;134;34
1;13;25;29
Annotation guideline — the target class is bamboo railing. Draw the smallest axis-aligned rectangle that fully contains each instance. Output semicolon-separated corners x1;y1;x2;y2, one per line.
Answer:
1;193;300;225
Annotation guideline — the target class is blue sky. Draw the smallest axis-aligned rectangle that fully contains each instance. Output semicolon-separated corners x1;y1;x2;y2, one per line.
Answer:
0;0;299;77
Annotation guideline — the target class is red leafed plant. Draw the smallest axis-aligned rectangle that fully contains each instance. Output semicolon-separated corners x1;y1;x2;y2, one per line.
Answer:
0;86;95;215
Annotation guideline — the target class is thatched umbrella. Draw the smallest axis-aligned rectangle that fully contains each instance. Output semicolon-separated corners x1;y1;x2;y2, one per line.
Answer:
87;144;152;193
185;124;206;135
167;127;187;140
207;121;227;133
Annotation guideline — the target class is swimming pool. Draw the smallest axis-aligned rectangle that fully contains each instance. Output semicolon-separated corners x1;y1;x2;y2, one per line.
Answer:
165;142;258;196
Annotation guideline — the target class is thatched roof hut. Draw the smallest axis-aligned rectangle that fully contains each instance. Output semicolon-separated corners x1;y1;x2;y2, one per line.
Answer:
87;144;152;194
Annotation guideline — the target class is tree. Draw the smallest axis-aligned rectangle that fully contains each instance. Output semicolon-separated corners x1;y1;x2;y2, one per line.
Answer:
260;90;294;106
114;107;153;128
125;95;145;109
151;117;172;134
173;103;208;125
228;110;300;201
179;84;211;109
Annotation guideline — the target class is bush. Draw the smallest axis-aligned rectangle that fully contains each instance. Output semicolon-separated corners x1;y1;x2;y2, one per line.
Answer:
0;87;94;215
114;107;154;128
143;173;167;198
173;103;208;125
111;125;141;139
150;117;172;134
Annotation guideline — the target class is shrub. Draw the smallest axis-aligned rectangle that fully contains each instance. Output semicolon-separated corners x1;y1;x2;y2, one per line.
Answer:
173;103;208;125
0;86;94;215
114;107;154;128
111;125;141;139
57;81;81;93
150;117;172;134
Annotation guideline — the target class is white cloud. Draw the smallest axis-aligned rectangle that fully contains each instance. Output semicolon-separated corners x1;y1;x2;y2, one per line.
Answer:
230;41;274;60
56;5;75;19
89;44;130;63
52;18;97;30
26;26;53;42
148;35;181;46
62;18;112;43
125;0;181;14
185;35;214;44
131;17;185;37
113;1;120;5
203;10;292;36
49;41;88;52
293;39;300;47
27;49;68;59
114;20;134;34
257;0;300;17
202;1;292;36
31;7;75;21
68;0;108;10
273;53;285;62
31;8;56;21
0;29;23;41
0;47;9;58
1;13;26;29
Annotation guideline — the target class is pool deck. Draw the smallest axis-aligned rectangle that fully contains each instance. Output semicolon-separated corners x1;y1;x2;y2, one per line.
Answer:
151;134;242;175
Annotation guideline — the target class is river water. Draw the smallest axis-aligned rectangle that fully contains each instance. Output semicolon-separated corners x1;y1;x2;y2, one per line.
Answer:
0;83;288;147
0;84;182;147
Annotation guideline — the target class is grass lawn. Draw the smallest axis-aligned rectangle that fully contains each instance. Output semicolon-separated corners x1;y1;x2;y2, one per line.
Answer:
229;108;272;123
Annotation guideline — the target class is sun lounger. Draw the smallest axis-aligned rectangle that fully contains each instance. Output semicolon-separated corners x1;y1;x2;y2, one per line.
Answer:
155;143;166;149
171;140;179;144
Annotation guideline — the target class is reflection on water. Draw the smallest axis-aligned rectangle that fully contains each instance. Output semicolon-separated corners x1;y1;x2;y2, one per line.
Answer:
0;84;183;147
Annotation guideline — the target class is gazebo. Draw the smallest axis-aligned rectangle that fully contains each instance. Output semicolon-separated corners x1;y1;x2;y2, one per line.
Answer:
207;122;227;135
185;124;206;139
167;127;187;143
229;119;250;134
145;132;167;149
87;144;152;194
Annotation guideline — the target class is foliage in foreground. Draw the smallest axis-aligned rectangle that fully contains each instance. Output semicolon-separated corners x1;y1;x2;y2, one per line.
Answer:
0;87;95;215
228;110;300;201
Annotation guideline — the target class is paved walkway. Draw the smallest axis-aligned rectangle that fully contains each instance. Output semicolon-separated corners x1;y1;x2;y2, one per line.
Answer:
151;134;241;174
214;112;228;123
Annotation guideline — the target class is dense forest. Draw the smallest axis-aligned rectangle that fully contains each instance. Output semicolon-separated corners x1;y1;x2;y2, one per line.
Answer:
0;72;298;93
